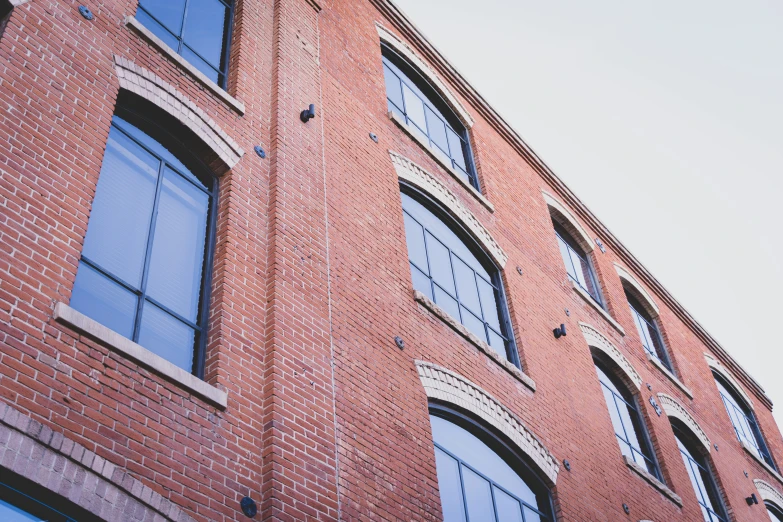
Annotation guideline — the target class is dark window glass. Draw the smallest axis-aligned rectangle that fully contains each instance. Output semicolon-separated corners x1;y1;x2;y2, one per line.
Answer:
382;49;479;191
768;502;783;522
714;374;775;469
0;1;13;39
0;475;101;522
402;192;516;363
553;221;602;306
430;414;551;522
71;115;216;375
595;360;660;478
673;423;727;522
626;290;670;370
136;0;232;87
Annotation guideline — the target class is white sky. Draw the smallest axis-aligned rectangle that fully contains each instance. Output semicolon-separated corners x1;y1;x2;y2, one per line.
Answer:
392;0;783;427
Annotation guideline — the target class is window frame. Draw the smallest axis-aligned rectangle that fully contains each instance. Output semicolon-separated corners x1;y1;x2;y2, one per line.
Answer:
401;183;520;367
382;44;480;192
429;402;556;521
767;501;783;522
553;221;603;306
74;105;219;379
0;468;103;522
625;288;672;370
136;0;235;89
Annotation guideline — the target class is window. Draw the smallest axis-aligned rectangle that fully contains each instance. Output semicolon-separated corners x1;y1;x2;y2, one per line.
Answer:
71;109;217;376
0;470;101;521
673;421;727;522
402;190;517;364
430;407;553;522
382;46;478;191
768;502;783;522
595;359;660;478
553;221;601;305
136;0;233;87
625;289;670;370
713;373;775;468
0;0;12;39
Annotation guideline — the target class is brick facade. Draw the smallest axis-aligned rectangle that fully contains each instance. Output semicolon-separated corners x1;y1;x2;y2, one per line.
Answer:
0;0;781;521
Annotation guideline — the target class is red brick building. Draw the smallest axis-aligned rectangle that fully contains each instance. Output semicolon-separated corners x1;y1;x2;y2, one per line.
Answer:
1;0;782;521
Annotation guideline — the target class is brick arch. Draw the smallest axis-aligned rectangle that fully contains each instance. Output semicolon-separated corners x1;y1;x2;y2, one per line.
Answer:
579;322;642;389
755;479;783;510
415;361;560;484
704;352;754;410
614;263;659;317
542;190;594;253
392;151;508;267
658;393;711;453
113;55;244;171
376;23;474;128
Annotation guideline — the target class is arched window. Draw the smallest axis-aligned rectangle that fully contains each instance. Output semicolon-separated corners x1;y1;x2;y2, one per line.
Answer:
624;286;671;370
594;359;660;478
70;107;218;376
768;502;783;522
429;406;554;522
136;0;234;88
713;373;775;469
382;46;478;191
553;221;602;306
402;189;517;364
671;420;727;522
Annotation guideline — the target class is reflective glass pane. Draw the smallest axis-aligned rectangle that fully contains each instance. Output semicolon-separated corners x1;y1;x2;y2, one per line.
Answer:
556;236;575;280
181;0;229;68
452;163;471;186
462;468;494;522
488;330;506;355
139;0;187;36
524;506;543;522
403;84;427;132
447;128;467;169
181;46;220;84
411;265;433;300
82;126;158;287
0;498;40;522
453;257;480;314
403;212;428;272
138;303;195;372
426;235;455;294
145;168;209;322
494;487;523;522
426;106;449;153
71;263;137;339
135;8;180;50
461;307;487;344
477;278;501;330
434;448;467;522
434;286;460;322
383;64;404;113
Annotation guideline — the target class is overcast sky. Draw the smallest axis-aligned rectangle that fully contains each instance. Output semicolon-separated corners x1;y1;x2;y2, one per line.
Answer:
392;0;783;426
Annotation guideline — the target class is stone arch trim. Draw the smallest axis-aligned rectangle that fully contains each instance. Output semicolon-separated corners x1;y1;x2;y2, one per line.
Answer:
705;352;754;410
579;322;642;389
392;151;507;267
415;361;560;484
113;55;244;170
376;23;474;128
614;263;659;316
541;190;594;252
0;402;195;522
755;479;783;509
657;393;711;453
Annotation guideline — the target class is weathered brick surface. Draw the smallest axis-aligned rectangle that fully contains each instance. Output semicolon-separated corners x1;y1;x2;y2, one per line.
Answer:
1;0;782;521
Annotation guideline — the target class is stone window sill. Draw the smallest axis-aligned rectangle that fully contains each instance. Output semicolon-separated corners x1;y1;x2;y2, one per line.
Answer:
389;111;494;213
624;455;683;507
647;353;694;399
571;280;625;336
125;15;245;115
741;441;783;485
413;290;536;392
54;302;228;409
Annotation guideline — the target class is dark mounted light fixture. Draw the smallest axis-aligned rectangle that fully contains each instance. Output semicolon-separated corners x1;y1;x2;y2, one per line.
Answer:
746;493;758;506
300;104;316;123
553;324;566;339
240;496;257;517
78;5;94;19
394;336;405;350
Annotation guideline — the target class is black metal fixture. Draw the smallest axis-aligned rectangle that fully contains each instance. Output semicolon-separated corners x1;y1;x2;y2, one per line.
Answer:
646;383;653;391
563;459;571;471
595;237;606;253
564;308;569;316
744;470;749;478
714;443;719;451
78;5;94;20
553;324;566;339
622;503;630;514
369;132;378;143
240;496;257;518
394;336;405;350
300;104;316;123
746;493;758;506
649;396;662;416
516;266;523;276
254;145;266;159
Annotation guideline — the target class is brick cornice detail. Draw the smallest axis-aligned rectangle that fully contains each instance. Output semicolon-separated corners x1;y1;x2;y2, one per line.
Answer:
113;55;244;170
755;479;783;508
392;151;507;267
415;361;559;484
579;322;642;389
657;393;711;453
0;402;196;521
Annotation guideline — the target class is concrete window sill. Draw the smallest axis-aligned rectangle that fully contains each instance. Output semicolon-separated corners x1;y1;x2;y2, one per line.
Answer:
647;353;694;399
389;111;494;213
54;302;228;409
741;440;783;485
413;290;536;392
125;16;245;115
571;280;625;336
624;455;683;507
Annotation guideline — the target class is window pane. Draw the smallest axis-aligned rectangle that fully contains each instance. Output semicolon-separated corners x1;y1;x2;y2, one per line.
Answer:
181;46;220;84
71;263;137;339
0;498;40;522
494;487;523;522
434;286;460;322
477;278;501;330
383;64;404;113
135;8;180;50
403;83;427;133
461;307;487;344
447;128;467;169
426;234;455;294
411;265;433;300
768;506;783;522
462;468;495;522
487;330;506;356
556;236;575;280
139;0;187;36
403;212;428;272
524;506;543;522
434;448;467;522
145;168;209;322
426;106;449;153
82;127;159;287
138;302;195;372
181;0;229;68
453;257;480;314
